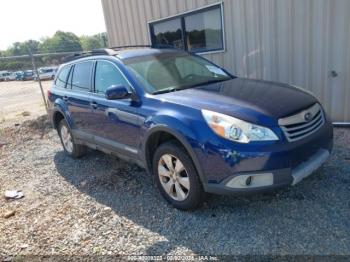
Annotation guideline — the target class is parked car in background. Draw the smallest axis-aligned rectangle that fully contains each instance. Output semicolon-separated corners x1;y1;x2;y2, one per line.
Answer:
0;71;11;81
34;67;58;81
15;71;24;81
7;72;17;81
48;47;333;210
19;70;35;81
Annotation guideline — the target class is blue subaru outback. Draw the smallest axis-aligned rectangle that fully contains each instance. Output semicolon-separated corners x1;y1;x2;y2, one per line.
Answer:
48;47;333;210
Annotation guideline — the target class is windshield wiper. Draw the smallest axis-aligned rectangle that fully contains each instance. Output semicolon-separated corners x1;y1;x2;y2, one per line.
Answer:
152;87;178;95
152;78;230;95
188;78;229;88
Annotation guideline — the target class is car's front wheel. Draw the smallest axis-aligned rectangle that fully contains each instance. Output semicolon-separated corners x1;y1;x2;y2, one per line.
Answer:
58;119;87;158
153;141;204;210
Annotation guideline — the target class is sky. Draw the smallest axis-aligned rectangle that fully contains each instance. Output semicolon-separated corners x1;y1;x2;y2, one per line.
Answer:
0;0;106;50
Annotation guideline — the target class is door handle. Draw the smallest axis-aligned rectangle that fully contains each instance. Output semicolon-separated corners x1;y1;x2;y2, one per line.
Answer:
90;101;98;109
331;70;338;78
63;96;68;102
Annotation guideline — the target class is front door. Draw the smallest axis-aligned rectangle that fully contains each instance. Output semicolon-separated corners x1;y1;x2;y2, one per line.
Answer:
88;60;141;155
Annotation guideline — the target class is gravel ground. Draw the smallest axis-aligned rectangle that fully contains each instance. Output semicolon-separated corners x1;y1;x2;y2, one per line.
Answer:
0;116;349;257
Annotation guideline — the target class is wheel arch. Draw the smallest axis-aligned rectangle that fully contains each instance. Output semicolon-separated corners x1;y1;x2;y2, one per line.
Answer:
51;101;74;130
142;125;207;189
52;110;65;129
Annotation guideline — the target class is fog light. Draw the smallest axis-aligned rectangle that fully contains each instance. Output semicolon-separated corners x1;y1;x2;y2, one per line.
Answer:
245;176;252;186
225;173;273;189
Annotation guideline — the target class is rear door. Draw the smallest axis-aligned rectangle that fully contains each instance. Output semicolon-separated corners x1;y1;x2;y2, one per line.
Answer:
66;60;95;136
88;59;140;155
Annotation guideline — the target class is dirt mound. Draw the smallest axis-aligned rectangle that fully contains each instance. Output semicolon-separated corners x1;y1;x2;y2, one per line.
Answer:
0;115;53;144
21;114;52;133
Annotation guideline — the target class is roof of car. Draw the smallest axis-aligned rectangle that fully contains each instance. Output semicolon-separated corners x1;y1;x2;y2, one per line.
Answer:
63;47;187;63
115;48;186;60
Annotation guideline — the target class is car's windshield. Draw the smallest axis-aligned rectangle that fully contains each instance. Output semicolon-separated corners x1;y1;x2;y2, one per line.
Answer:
124;53;232;94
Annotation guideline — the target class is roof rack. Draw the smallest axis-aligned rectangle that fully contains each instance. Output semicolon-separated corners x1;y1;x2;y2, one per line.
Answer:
110;45;152;50
110;44;181;50
63;45;179;63
63;48;117;62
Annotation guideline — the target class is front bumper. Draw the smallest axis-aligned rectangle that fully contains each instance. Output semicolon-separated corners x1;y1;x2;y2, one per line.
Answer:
205;148;330;195
200;118;333;195
291;148;329;185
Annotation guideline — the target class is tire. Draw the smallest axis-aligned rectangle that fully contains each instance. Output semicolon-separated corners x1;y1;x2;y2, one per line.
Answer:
58;119;87;158
153;141;205;210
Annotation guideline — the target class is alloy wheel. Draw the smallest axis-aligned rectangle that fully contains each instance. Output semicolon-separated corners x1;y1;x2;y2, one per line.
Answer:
158;154;190;201
60;125;73;153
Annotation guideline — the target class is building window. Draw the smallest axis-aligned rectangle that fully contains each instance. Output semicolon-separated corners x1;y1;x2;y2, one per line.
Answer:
149;3;224;54
152;18;184;49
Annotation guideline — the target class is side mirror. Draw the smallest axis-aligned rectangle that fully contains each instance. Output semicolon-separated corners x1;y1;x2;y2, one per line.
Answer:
105;85;131;100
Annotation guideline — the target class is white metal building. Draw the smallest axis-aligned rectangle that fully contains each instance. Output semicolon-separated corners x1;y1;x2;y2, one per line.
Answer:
101;0;350;122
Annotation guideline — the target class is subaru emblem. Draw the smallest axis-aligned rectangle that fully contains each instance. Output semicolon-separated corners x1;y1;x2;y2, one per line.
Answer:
304;112;313;122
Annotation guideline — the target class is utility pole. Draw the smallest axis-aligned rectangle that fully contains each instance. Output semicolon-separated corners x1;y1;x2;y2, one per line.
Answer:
101;33;107;47
27;46;48;113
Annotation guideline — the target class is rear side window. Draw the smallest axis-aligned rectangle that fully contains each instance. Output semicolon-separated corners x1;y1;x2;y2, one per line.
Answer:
55;65;71;88
72;61;93;91
94;61;130;94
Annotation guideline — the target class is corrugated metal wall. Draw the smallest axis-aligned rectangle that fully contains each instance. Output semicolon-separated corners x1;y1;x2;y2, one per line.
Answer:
102;0;350;122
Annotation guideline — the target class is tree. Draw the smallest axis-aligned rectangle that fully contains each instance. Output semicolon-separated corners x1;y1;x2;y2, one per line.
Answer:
39;31;82;53
25;40;40;54
7;42;24;56
80;33;108;51
0;31;107;71
5;40;40;56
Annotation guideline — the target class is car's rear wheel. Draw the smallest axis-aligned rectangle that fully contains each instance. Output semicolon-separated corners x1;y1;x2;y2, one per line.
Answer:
58;119;87;158
153;141;204;210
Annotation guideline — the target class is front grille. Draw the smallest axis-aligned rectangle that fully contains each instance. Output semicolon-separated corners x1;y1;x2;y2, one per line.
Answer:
279;103;325;142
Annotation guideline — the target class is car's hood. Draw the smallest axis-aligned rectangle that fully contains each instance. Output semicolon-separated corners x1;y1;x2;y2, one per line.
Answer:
157;78;318;126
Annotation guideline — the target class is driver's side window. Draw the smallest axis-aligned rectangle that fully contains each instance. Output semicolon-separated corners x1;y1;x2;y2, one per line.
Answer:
95;61;130;94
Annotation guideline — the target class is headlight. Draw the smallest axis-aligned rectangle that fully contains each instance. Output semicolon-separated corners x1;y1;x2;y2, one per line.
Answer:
202;110;278;143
